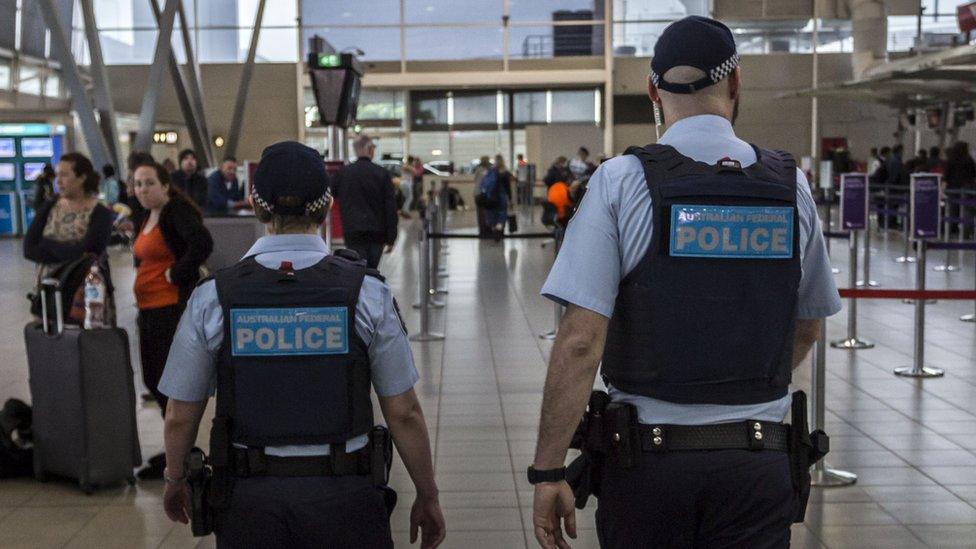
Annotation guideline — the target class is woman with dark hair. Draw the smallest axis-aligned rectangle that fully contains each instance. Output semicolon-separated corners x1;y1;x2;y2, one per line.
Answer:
130;160;213;479
24;152;116;323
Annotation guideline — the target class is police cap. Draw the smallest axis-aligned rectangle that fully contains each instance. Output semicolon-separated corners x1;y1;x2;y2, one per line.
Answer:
252;141;330;216
650;16;740;95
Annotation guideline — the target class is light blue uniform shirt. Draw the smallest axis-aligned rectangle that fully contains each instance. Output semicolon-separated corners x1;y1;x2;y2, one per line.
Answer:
159;234;419;456
541;114;842;425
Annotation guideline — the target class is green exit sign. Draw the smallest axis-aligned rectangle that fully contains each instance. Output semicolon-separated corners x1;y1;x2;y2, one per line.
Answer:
316;53;340;68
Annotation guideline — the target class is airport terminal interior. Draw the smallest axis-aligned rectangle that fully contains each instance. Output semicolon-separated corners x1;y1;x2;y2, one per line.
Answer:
3;0;976;547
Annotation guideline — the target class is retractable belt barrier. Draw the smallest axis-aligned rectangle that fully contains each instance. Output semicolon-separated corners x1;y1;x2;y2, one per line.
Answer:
539;227;565;341
935;190;976;273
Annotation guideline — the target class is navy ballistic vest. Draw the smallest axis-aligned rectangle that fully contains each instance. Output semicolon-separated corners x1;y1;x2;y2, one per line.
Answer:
214;254;373;447
601;144;801;406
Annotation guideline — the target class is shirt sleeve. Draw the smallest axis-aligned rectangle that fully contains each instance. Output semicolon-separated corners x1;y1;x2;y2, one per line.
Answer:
540;162;623;318
795;168;843;319
356;277;419;397
158;280;224;401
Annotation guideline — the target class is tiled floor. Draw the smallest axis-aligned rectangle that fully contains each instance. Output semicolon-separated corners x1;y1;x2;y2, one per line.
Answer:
1;205;975;548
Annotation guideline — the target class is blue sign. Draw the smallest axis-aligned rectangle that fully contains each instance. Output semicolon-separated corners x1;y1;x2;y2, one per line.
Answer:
21;138;53;158
0;192;17;235
840;173;868;230
0;124;62;137
910;173;941;240
0;138;13;158
230;307;349;356
670;204;794;259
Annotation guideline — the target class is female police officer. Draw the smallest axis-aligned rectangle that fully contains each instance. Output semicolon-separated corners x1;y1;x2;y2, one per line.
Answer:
158;141;446;548
530;16;841;549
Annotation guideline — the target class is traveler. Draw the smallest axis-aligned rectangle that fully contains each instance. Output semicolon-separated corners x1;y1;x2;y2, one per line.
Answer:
332;135;399;269
206;156;248;215
158;141;445;548
543;157;573;189
131;160;213;479
568;147;593;181
31;164;56;210
400;156;415;217
24;152;116;324
530;16;841;548
100;164;121;206
170;149;209;209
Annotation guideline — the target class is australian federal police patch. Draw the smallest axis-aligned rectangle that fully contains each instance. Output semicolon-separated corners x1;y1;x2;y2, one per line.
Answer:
230;307;349;356
669;204;794;259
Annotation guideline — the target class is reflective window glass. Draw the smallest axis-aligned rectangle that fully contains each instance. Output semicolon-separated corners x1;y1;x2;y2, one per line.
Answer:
304;0;399;26
510;0;602;22
358;90;405;121
412;92;449;128
551;90;596;123
302;27;400;60
405;26;503;60
510;23;603;58
405;0;501;24
514;92;547;124
0;62;10;90
453;92;500;126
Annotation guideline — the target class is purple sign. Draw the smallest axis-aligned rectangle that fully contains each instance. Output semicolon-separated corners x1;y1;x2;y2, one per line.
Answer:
839;173;868;230
910;173;941;240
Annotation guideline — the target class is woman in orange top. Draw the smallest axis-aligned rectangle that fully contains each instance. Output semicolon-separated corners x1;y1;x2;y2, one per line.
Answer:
132;160;213;479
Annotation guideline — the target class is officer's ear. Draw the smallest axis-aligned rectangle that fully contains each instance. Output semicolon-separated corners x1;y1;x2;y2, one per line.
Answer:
647;75;662;107
727;67;741;102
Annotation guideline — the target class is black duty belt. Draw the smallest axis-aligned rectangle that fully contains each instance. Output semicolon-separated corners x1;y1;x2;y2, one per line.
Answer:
233;446;371;478
639;421;789;452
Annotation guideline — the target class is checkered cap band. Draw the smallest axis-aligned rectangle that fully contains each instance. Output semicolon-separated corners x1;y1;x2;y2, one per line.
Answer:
251;188;331;216
709;53;740;83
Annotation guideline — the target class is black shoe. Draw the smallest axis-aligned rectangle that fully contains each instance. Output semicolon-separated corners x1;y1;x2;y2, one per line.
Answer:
137;453;166;480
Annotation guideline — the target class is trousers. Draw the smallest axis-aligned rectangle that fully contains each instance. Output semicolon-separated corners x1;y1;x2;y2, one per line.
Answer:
595;449;794;549
215;475;393;549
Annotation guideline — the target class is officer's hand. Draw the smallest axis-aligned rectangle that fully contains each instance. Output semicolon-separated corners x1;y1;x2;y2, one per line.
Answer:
384;244;395;254
409;494;446;548
533;481;576;549
163;481;191;524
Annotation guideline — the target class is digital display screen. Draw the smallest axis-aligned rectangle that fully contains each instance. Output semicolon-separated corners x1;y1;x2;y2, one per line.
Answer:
0;138;14;158
21;137;54;158
23;162;46;181
0;163;14;181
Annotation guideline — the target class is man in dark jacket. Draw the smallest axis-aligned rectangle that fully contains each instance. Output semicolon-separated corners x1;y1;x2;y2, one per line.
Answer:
206;156;247;215
332;135;398;268
170;149;208;209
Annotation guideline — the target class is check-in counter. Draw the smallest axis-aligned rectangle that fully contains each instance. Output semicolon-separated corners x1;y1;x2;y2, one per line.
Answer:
203;212;265;271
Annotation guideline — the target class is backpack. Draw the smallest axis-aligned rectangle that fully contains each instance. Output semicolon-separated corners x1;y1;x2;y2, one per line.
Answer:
474;168;501;209
0;399;33;478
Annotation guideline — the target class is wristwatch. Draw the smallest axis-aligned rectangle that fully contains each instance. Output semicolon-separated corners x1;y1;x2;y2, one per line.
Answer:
527;465;566;485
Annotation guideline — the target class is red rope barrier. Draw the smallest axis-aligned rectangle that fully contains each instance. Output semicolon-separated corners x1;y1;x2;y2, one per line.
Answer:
838;288;976;300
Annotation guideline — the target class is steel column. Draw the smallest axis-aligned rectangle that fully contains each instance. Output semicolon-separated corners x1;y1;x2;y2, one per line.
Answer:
37;0;112;171
225;0;267;159
176;0;214;167
80;0;122;171
135;0;179;153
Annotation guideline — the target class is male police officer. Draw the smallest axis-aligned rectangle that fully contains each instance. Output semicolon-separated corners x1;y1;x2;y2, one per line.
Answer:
158;141;446;548
530;16;841;548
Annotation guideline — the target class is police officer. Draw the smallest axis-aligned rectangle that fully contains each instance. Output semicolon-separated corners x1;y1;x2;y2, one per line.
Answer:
158;141;446;548
529;17;841;548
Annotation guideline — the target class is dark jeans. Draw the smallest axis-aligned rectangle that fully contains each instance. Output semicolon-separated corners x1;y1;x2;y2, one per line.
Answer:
345;238;384;269
137;303;184;417
596;449;794;549
215;475;393;549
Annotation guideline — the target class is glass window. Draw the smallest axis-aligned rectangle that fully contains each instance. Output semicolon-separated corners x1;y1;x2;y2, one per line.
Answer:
238;0;298;28
358;90;405;121
198;29;245;63
613;0;699;21
405;26;503;60
453;92;499;126
100;30;159;64
44;74;60;97
551;90;596;123
509;23;604;58
613;22;667;56
254;28;298;62
412;92;449;128
18;66;42;95
514;91;547;124
408;131;450;164
302;27;400;61
0;61;10;90
510;0;602;22
304;0;399;26
405;0;501;24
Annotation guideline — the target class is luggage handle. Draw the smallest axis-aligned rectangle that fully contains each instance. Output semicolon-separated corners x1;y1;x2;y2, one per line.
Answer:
39;278;64;336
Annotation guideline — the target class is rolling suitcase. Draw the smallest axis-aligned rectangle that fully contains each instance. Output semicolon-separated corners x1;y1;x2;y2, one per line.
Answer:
24;278;141;493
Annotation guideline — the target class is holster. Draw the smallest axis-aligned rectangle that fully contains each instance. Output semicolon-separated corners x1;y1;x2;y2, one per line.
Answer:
369;425;393;487
186;447;214;537
789;391;829;523
566;391;615;510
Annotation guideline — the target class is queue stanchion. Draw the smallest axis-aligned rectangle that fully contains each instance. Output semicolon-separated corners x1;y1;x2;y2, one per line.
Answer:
832;174;873;349
882;185;890;232
811;317;858;487
856;220;879;287
539;226;565;341
830;231;874;349
429;203;448;296
410;217;444;342
893;240;945;378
